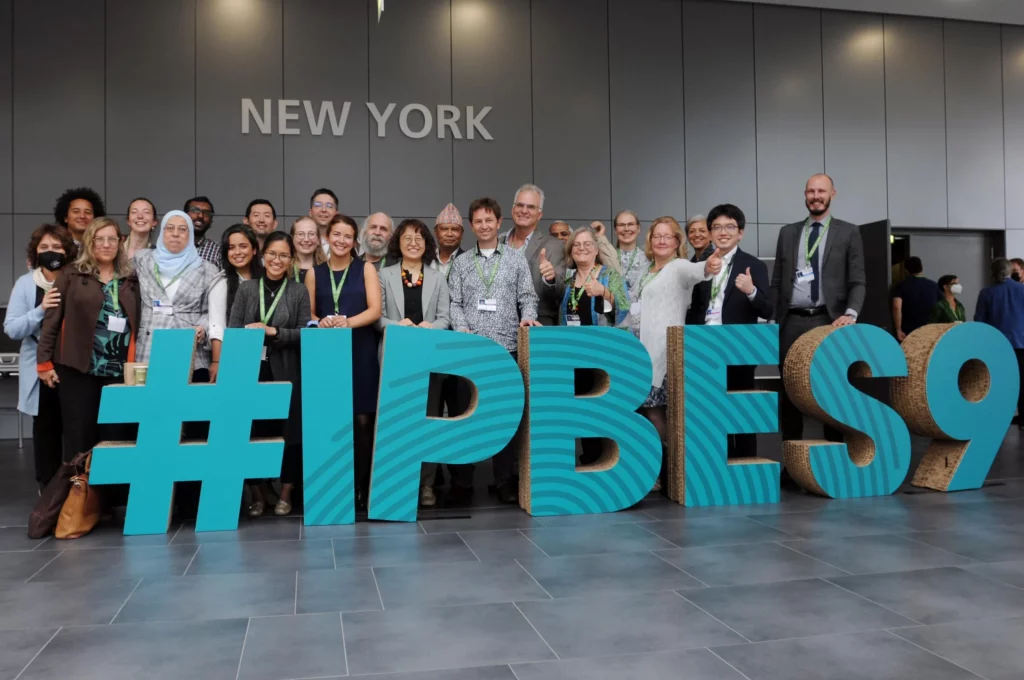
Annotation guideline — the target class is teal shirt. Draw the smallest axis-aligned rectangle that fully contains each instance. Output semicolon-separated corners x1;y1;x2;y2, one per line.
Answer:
89;278;131;378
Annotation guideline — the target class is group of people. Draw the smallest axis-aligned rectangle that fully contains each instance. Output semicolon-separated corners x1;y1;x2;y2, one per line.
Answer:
6;172;1015;519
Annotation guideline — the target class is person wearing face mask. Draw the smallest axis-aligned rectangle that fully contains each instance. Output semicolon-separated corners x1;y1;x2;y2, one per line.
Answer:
184;196;221;268
1011;258;1024;283
209;225;264;384
359;212;394;269
123;197;157;259
230;233;310;516
37;218;141;462
53;187;107;247
930;275;965;324
290;216;325;282
307;214;383;511
4;225;75;487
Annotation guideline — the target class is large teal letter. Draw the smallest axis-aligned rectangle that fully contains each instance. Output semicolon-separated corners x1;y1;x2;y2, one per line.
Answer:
520;326;661;516
368;326;525;521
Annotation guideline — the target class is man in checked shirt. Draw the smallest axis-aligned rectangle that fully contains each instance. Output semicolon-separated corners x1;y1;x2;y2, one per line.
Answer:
448;196;542;505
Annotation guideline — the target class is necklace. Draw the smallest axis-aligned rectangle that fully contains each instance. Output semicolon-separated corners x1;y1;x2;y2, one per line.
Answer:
401;267;424;288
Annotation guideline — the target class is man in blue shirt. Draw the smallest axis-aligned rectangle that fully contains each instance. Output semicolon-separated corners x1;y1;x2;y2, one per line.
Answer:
892;257;940;341
975;258;1024;428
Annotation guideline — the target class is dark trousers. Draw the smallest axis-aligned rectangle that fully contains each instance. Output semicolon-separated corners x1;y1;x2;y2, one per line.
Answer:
726;365;757;459
55;364;135;461
1016;349;1024;419
779;313;843;443
32;381;63;486
450;350;519;489
252;362;303;486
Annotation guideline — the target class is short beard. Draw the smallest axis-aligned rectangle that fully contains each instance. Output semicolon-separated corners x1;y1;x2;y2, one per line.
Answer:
806;197;830;217
360;235;388;258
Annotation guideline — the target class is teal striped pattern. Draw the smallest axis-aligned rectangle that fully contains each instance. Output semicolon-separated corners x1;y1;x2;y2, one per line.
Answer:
92;328;290;535
806;324;910;498
526;327;661;516
922;322;1017;491
683;325;780;507
368;326;525;522
301;329;355;526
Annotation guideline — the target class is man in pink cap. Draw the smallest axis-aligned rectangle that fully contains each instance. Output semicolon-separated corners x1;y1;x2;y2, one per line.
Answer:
434;202;466;281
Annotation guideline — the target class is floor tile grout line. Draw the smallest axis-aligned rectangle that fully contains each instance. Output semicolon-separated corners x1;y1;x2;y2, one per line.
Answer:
108;578;143;625
370;565;385;611
672;590;752;644
455;532;482;563
339;610;349;677
12;626;61;680
516;529;551;557
705;647;755;680
512;601;560;661
31;536;52;551
182;544;201;576
773;541;854;575
742;514;813;539
513;558;554;599
894;532;981;561
23;550;62;583
822;578;924;626
507;662;522;680
962;567;1024;592
648;550;711;588
884;629;989;679
294;571;299;616
234;617;252;680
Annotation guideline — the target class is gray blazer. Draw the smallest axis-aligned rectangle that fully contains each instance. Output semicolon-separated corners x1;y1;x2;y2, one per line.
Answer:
504;229;566;326
770;217;866;325
375;263;451;331
228;277;311;383
134;249;219;369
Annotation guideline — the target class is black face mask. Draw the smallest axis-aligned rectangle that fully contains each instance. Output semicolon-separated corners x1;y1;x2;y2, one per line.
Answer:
37;251;66;272
1013;272;1022;282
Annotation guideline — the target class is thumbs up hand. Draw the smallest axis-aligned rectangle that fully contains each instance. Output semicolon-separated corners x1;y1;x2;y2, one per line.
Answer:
539;247;556;282
735;266;755;295
704;247;724;276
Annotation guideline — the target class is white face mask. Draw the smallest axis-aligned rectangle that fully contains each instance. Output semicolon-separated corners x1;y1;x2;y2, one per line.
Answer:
950;283;963;295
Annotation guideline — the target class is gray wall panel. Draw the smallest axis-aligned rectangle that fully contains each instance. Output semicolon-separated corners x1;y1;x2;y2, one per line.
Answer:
945;20;1005;229
609;0;685;221
13;0;105;214
754;5;825;225
684;0;758;222
884;15;947;228
106;0;195;216
0;215;11;302
0;2;11;213
821;11;888;225
451;0;531;216
11;214;49;296
368;0;452;218
1005;26;1024;229
196;0;283;215
283;0;369;217
531;0;611;220
758;223;786;261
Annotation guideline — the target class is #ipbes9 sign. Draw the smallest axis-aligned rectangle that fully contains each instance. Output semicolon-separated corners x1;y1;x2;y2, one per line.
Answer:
89;323;1018;535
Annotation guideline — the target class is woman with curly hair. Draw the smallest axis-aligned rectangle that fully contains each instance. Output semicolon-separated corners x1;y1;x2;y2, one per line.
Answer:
53;187;106;246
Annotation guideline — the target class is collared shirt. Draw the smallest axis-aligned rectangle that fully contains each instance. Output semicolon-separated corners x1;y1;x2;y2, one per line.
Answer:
195;237;222;269
437;249;460;281
618;247;650;301
790;215;830;310
704;248;756;326
503;229;534;253
449;244;538;352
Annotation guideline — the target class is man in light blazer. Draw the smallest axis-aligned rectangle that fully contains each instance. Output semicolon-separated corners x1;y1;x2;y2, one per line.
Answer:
771;174;866;443
503;184;566;326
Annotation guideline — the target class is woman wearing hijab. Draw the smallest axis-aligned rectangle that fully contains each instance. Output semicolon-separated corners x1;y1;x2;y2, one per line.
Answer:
134;210;218;382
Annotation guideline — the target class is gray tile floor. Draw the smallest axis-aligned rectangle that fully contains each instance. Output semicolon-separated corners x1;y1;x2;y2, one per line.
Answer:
2;432;1024;679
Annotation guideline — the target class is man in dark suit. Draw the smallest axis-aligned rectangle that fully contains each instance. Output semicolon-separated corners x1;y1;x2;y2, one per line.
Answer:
691;203;773;457
975;258;1024;429
771;174;866;443
503;184;566;326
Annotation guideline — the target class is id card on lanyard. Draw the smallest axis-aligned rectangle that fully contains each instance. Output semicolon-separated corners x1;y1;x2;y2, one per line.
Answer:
329;266;350;315
259;278;288;360
107;279;126;333
474;250;501;311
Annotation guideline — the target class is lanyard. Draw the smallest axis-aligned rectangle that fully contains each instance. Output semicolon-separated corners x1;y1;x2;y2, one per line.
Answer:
109;278;120;317
154;262;185;292
805;221;829;264
637;258;675;299
259;278;287;325
709;260;733;303
329;266;350;315
618;248;638;276
474;251;502;296
569;266;600;312
952;301;965;322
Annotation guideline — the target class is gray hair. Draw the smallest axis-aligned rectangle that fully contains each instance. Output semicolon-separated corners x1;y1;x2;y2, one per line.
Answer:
513;183;545;210
361;212;393;234
685;214;707;231
992;257;1013;283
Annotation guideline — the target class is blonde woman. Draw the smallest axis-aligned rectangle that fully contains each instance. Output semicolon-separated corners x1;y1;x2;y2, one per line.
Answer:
290;216;324;282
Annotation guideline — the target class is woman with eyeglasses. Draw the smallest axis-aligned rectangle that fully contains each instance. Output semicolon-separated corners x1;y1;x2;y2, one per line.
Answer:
229;232;310;516
306;213;382;511
123;197;157;260
612;210;649;301
290;216;325;282
37;217;142;461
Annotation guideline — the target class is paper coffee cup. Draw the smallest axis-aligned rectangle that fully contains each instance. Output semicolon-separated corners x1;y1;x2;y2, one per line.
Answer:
134;365;148;385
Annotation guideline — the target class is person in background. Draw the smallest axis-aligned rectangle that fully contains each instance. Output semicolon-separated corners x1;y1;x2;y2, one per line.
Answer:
209;225;263;384
434;203;466;282
229;232;309;515
244;198;278;249
123;197;157;260
505;184;566;326
612;210;650;312
892;256;940;342
583;221;621;275
684;214;714;326
4;225;74;487
633;216;720;489
290;216;324;282
930;275;966;324
307;214;382;511
184;196;221;268
359;212;393;269
1011;258;1024;283
53;187;106;247
308;188;339;254
975;258;1024;430
449;197;541;504
376;219;451;508
549;221;571;242
37;217;140;461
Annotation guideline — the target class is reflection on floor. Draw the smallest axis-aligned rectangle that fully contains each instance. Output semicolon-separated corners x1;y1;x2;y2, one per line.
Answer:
1;432;1024;679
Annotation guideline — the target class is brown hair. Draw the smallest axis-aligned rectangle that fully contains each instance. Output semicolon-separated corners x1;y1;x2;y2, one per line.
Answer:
26;224;76;268
644;216;686;261
74;217;133;278
468;197;502;223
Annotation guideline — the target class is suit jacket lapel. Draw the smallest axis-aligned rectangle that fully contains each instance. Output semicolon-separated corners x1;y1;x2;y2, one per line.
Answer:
524;231;542;263
387;268;405;319
722;249;743;307
822;219;838;270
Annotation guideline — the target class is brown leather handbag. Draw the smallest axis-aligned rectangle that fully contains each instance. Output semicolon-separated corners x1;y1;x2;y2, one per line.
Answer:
27;451;89;539
55;452;101;540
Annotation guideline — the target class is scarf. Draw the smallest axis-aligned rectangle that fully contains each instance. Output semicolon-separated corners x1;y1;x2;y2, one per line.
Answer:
32;267;55;293
153;210;202;281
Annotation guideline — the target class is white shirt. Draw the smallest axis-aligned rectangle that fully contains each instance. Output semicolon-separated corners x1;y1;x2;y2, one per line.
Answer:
208;276;229;342
703;248;757;326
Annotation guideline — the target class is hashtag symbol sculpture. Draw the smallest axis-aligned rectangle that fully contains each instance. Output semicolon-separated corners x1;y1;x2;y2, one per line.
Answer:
90;328;292;535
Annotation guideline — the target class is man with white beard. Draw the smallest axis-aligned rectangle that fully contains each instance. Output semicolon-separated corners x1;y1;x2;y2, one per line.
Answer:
360;212;393;269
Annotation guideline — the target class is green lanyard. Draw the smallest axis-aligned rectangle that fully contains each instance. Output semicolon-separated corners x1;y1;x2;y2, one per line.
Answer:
637;258;675;299
329;266;350;315
805;220;829;264
618;248;638;277
569;266;600;312
259;278;287;325
709;261;733;303
474;250;502;297
154;262;186;292
109;278;120;316
952;301;965;322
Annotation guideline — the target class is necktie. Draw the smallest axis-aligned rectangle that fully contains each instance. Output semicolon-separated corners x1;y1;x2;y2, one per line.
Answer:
809;222;821;304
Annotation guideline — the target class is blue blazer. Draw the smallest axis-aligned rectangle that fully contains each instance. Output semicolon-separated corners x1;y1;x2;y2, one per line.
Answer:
3;271;46;415
975;279;1024;349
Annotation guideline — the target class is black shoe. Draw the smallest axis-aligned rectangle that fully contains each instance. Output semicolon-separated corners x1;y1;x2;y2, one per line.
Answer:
446;485;474;508
497;481;519;505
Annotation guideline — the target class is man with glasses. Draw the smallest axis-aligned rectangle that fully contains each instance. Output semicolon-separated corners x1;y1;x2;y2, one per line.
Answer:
184;196;221;268
504;183;566;326
690;204;772;458
309;188;339;254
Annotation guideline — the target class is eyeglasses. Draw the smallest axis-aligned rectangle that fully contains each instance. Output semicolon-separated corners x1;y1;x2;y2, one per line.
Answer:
401;236;425;246
572;242;595;251
652;234;678;243
513;202;540;212
264;252;292;262
93;237;120;246
710;224;739;233
187;207;214;218
312;201;336;210
616;221;639;228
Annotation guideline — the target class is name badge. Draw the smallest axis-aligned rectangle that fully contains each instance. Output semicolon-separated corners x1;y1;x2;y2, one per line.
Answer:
796;267;815;283
477;298;498;312
566;314;581;327
107;316;127;333
630;301;641;318
153;300;174;315
704;308;722;324
261;345;268;361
